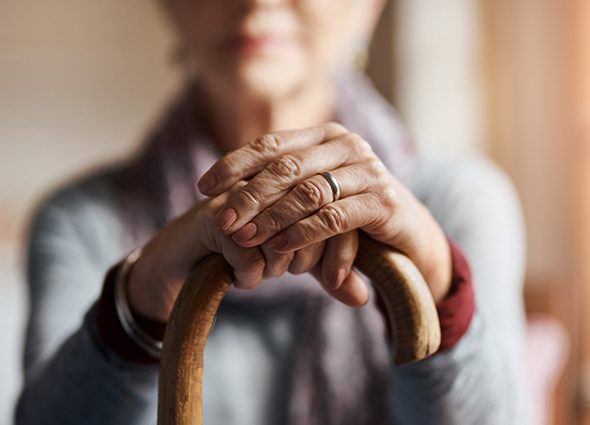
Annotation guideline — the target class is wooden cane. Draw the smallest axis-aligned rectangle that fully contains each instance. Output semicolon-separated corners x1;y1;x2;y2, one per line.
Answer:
157;232;441;425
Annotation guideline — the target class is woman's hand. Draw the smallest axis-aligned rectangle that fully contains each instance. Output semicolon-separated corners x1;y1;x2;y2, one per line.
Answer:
125;181;367;323
198;123;453;304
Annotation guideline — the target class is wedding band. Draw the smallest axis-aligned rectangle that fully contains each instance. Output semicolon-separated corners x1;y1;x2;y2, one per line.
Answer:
318;170;341;202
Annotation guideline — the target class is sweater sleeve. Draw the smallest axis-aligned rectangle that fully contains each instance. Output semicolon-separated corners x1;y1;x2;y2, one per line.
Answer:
94;262;166;365
16;185;160;425
388;150;530;425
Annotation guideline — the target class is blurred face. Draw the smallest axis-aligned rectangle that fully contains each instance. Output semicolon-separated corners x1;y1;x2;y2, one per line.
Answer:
160;0;383;100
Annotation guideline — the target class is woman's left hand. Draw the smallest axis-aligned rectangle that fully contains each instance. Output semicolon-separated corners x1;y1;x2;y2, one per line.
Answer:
198;123;452;303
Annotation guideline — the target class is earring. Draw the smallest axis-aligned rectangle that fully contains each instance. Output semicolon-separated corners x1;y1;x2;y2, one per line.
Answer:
344;40;370;72
353;43;370;71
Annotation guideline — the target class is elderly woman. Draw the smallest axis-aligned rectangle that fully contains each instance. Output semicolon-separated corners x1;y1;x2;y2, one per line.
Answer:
16;0;529;424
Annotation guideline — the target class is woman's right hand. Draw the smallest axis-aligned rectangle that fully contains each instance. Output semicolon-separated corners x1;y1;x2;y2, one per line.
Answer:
125;182;285;322
124;182;365;323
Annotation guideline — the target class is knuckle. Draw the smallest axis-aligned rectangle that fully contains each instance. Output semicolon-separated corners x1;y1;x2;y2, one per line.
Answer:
288;263;305;275
262;263;276;279
279;252;295;270
215;157;236;179
264;208;284;232
349;134;374;158
245;255;266;273
264;252;293;279
380;187;399;210
270;154;302;179
320;205;347;234
368;157;387;177
287;254;304;275
238;185;261;206
324;121;348;135
289;260;309;275
294;179;325;210
250;133;282;155
289;245;320;275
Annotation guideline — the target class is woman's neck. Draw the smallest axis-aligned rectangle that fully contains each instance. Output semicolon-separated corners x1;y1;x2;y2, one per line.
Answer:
196;78;336;154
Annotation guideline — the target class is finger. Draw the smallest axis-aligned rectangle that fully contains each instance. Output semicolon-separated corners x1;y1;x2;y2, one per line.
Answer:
204;179;250;215
260;243;294;280
196;180;251;253
266;193;389;254
310;264;369;307
288;241;326;275
198;122;349;196
231;162;377;247
215;134;376;234
321;231;359;290
220;236;265;290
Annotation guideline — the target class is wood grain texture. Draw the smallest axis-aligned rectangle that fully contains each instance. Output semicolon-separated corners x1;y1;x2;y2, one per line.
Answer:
158;233;441;425
157;254;233;425
355;232;441;364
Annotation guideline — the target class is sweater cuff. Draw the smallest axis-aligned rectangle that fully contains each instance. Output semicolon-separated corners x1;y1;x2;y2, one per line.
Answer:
435;239;475;351
375;238;475;353
94;261;167;365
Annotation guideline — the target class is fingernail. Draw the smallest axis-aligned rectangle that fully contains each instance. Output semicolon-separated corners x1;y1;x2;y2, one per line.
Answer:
215;208;237;231
267;234;289;251
198;173;218;193
232;223;258;245
327;269;346;290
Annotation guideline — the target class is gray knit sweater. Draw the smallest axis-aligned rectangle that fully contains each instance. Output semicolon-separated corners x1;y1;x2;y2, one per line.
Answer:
16;78;529;425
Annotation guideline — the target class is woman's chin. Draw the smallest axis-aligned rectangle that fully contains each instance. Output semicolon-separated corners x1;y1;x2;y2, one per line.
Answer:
207;57;310;101
240;64;305;99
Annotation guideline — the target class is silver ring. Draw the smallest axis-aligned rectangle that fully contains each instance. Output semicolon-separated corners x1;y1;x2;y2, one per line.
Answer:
318;170;341;202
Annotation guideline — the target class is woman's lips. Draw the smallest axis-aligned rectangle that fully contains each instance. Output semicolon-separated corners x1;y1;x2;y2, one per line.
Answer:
222;34;295;55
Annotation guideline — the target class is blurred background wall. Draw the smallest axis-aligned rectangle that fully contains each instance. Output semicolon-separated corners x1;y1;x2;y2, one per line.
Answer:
0;1;180;423
0;0;587;424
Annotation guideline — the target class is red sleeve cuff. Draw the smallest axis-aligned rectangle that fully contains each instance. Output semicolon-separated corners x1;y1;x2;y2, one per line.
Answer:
93;261;167;365
375;238;475;354
435;239;475;351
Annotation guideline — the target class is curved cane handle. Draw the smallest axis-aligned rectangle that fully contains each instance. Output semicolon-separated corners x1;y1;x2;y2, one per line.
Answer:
157;232;441;425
